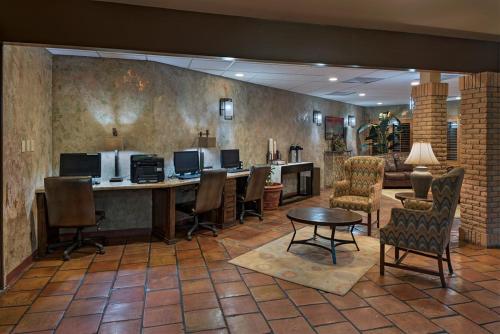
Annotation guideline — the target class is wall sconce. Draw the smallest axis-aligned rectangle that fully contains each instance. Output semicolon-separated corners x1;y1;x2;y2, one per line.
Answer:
220;98;234;120
348;115;356;127
313;110;322;126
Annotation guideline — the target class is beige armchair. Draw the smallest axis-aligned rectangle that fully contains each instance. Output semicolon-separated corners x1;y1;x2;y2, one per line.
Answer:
330;156;385;236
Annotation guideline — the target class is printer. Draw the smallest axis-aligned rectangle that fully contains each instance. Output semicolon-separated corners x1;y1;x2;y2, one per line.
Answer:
130;154;165;183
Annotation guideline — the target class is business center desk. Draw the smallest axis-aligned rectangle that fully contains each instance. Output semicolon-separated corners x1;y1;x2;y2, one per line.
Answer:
35;171;250;257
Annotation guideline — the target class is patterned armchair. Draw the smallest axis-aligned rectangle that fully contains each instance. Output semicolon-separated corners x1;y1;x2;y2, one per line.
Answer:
329;156;385;236
380;167;464;287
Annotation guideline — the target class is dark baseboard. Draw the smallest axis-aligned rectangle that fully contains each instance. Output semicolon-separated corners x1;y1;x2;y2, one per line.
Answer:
6;251;36;288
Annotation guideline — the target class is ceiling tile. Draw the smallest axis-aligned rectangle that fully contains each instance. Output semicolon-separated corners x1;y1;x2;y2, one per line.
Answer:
46;48;100;57
98;51;146;60
190;58;233;70
147;55;192;67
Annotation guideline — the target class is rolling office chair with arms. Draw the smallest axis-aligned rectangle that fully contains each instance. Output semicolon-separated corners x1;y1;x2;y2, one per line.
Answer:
44;176;106;260
238;165;271;224
181;169;227;241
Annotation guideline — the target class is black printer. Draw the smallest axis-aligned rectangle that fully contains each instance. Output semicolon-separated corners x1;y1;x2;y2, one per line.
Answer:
130;155;165;183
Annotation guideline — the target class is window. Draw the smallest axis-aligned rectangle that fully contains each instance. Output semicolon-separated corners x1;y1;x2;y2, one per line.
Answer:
447;121;458;161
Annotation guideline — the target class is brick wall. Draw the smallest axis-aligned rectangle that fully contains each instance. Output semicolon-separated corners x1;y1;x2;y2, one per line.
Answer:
411;83;448;175
459;72;500;248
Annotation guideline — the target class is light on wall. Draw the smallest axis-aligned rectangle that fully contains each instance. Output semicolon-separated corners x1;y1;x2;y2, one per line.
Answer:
220;98;234;120
313;110;322;126
348;115;356;127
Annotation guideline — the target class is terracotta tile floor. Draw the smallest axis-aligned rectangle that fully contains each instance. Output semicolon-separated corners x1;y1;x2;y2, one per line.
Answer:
1;191;500;333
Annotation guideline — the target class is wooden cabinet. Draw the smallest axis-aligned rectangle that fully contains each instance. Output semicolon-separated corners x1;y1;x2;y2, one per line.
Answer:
218;178;237;228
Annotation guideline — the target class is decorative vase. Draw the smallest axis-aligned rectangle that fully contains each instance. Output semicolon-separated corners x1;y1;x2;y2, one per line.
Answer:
263;183;283;210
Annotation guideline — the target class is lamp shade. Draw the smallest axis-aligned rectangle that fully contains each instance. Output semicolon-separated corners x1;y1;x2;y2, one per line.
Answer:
103;136;124;151
198;136;216;148
405;142;439;165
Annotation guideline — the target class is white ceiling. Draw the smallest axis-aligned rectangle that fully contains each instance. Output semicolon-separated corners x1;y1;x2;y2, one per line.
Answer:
47;48;462;107
98;0;500;41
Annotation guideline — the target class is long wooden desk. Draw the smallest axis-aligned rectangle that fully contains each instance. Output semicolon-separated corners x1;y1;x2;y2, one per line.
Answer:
35;171;250;257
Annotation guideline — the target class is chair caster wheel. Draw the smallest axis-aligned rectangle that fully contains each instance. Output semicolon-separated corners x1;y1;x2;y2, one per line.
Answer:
187;236;192;241
63;254;70;261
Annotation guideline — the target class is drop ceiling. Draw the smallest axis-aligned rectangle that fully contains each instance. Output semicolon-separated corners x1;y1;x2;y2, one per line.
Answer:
47;48;462;107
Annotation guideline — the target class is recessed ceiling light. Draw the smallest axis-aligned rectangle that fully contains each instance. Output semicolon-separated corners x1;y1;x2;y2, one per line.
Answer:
377;102;383;105
358;93;366;97
222;57;235;61
314;63;327;67
328;77;338;82
409;69;416;72
234;73;245;77
411;81;420;86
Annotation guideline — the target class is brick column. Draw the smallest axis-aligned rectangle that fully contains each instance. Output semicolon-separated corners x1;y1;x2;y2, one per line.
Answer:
459;72;500;248
411;82;448;175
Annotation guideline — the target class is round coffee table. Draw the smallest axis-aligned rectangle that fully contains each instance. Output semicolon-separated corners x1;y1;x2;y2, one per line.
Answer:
395;191;432;206
286;207;363;264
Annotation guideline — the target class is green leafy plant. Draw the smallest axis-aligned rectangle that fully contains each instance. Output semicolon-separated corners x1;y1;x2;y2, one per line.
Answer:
266;167;276;186
331;135;347;153
358;112;401;154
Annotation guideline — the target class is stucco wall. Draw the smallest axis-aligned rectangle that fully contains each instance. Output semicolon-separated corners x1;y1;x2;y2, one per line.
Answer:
51;56;365;230
2;45;53;279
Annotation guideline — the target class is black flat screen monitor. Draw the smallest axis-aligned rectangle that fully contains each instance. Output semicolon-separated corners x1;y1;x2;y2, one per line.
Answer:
221;149;240;169
174;151;199;175
60;153;101;178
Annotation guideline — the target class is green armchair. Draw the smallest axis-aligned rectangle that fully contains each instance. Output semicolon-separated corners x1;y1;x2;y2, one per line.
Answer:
330;156;385;236
380;167;464;287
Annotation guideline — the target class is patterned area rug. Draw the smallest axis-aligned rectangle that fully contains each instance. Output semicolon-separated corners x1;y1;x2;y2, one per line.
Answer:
228;226;380;295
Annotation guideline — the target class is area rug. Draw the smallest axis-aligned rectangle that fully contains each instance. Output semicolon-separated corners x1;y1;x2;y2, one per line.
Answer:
228;226;379;295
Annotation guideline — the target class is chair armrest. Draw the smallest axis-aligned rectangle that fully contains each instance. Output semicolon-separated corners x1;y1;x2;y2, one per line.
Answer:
331;180;350;197
404;199;433;211
368;181;383;210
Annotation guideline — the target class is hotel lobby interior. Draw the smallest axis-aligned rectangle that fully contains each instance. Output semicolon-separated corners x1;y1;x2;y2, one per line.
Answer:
0;1;499;333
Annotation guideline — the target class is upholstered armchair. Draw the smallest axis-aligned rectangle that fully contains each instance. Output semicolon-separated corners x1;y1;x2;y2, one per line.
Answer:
379;167;464;287
329;156;385;236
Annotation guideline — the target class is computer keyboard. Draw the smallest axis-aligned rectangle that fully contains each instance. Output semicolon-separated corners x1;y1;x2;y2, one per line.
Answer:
177;173;201;180
227;168;249;173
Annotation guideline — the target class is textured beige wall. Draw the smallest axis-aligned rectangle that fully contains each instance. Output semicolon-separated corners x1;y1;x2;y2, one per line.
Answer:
52;56;365;185
2;45;53;279
51;56;365;230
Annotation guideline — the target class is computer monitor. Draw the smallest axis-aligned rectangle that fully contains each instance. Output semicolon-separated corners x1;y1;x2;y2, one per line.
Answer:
174;151;199;175
60;153;101;178
221;149;240;169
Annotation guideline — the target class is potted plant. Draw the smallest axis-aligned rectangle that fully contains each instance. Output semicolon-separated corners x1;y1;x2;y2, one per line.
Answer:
358;112;401;155
331;135;347;153
263;168;283;210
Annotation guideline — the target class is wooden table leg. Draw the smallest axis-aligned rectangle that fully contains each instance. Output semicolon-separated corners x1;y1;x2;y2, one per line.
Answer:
152;188;176;244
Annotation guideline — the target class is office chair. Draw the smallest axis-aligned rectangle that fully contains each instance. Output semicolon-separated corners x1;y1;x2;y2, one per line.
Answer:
238;165;271;224
44;176;105;260
181;169;227;241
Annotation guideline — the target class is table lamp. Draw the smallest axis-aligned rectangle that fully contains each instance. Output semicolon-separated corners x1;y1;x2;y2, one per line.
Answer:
104;128;124;182
404;142;440;198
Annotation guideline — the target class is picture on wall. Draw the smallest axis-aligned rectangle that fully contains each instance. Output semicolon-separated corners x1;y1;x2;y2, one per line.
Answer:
324;116;345;140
